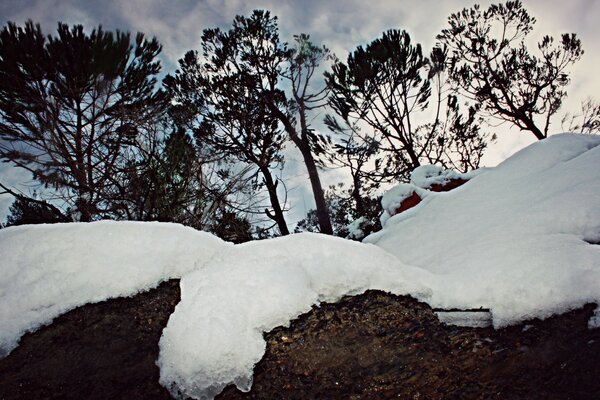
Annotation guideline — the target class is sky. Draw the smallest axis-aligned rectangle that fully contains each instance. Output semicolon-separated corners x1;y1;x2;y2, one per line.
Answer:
0;0;598;224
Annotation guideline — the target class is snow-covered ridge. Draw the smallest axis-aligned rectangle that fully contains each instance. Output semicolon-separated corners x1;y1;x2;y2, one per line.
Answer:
1;133;599;399
0;221;230;356
366;133;600;326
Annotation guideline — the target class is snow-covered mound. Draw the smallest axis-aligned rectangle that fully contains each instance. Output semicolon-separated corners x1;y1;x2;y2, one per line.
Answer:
157;233;430;399
1;133;599;400
366;133;600;327
0;221;230;355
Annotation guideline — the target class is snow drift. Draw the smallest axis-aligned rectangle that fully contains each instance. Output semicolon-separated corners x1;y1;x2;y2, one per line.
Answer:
157;234;430;399
366;133;600;326
0;133;599;399
0;221;230;356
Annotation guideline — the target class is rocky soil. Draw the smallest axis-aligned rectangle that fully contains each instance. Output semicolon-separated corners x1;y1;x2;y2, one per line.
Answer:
1;280;599;400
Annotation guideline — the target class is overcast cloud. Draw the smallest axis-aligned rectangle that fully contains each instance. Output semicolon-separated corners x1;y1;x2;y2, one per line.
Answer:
0;0;598;223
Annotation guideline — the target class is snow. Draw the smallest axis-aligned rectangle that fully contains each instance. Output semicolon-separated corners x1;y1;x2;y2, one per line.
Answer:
0;220;230;356
0;133;599;399
379;165;483;226
409;164;478;188
589;306;600;329
366;133;600;327
345;216;368;240
435;310;492;328
157;233;431;399
379;184;431;225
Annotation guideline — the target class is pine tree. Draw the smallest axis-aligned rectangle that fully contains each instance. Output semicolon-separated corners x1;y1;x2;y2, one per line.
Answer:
0;21;164;220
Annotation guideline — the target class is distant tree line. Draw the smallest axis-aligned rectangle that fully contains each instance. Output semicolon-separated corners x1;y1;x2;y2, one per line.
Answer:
0;1;593;240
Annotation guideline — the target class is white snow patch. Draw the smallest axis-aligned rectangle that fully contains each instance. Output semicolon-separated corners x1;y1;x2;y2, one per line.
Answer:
1;133;599;399
435;310;492;328
410;164;479;189
157;233;431;399
0;220;229;356
589;306;600;329
366;133;600;328
379;184;433;225
345;216;367;240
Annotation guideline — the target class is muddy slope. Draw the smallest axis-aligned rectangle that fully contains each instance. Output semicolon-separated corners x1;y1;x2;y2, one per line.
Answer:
1;282;599;400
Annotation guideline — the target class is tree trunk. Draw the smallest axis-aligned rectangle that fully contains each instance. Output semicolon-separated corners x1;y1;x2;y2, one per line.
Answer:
267;104;333;235
260;166;290;236
295;140;333;235
351;174;365;216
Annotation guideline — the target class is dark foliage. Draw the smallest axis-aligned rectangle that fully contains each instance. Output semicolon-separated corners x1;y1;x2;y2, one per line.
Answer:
325;29;487;189
5;195;69;226
164;14;290;235
0;21;164;221
174;11;333;234
438;0;583;140
295;184;381;241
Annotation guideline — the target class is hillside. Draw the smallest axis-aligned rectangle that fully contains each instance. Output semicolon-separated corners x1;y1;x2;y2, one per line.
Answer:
0;282;598;399
1;133;599;399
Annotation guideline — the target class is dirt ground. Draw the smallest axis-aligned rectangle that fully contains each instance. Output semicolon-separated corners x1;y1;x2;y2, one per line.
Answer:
1;280;599;400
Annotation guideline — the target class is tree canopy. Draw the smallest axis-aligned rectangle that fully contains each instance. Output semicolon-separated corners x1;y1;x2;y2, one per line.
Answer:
437;0;583;140
0;21;164;221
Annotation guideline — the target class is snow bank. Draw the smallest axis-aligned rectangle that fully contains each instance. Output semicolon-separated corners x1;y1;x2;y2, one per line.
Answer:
157;233;431;399
0;220;229;356
366;133;600;327
379;184;431;225
1;134;599;399
379;166;481;225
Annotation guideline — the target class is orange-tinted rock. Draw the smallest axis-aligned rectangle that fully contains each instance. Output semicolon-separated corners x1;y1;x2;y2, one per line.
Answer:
391;178;469;216
394;192;422;215
428;178;468;192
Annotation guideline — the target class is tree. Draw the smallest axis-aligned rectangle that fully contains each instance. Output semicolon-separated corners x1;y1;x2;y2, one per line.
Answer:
1;183;69;227
322;116;381;217
561;97;600;135
111;126;205;224
325;29;487;186
164;35;290;235
438;0;583;140
208;207;254;244
0;21;164;221
294;183;381;240
178;11;333;234
280;33;334;234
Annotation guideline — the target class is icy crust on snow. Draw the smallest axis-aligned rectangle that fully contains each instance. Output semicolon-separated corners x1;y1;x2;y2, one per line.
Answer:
0;220;229;356
366;134;600;328
157;233;432;400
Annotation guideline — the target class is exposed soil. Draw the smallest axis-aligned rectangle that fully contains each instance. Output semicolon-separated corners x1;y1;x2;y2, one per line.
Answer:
0;280;180;400
1;281;599;400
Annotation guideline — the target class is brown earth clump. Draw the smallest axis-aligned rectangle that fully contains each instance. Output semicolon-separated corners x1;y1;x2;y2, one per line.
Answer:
1;282;599;400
